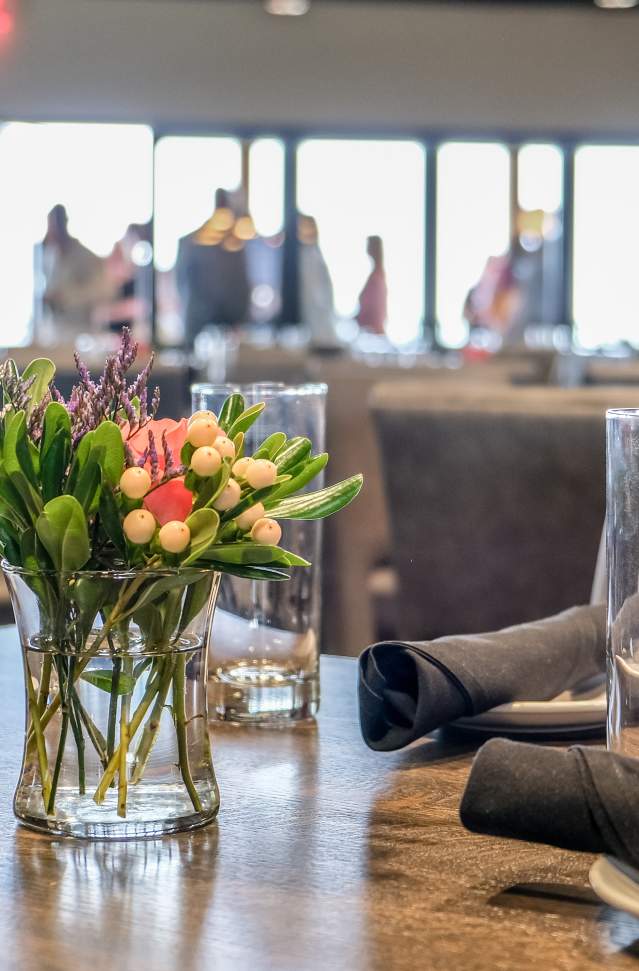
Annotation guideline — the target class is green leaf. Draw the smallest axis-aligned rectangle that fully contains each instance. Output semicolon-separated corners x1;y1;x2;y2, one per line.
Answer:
92;421;125;487
198;542;310;567
3;410;38;490
0;470;30;528
18;528;57;614
180;441;195;466
227;402;266;439
72;450;103;515
80;669;136;695
265;474;363;521
35;495;90;572
265;453;329;504
204;462;230;509
218;393;245;432
182;508;220;565
41;402;71;461
253;432;287;460
132;603;164;644
177;573;216;634
0;516;20;564
125;572;201;615
98;487;127;557
274;437;312;473
1;414;44;519
72;576;115;640
41;426;71;503
66;430;95;495
233;431;244;459
206;562;291;582
21;358;55;416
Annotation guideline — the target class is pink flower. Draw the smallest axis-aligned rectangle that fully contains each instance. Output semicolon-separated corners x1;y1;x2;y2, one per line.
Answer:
144;477;193;526
121;418;188;471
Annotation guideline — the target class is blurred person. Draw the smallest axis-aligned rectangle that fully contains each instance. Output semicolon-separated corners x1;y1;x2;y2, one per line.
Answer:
176;188;250;347
98;222;153;341
356;235;387;335
298;214;340;349
38;204;110;343
464;210;562;347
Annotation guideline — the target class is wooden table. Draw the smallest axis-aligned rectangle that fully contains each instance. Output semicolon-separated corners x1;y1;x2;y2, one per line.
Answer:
0;627;638;971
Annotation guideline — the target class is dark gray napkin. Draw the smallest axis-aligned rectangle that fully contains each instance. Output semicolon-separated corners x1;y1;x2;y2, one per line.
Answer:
460;738;639;870
358;604;606;751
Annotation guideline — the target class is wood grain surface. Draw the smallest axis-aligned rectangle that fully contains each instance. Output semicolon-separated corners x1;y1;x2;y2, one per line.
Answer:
0;626;637;971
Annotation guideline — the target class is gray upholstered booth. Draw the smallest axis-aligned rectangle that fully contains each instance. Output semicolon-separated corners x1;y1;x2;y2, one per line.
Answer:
370;384;639;641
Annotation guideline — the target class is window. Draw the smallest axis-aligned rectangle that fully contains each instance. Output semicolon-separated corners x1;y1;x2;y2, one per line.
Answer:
516;143;564;330
573;146;639;349
0;121;153;347
296;139;426;345
246;138;285;324
153;136;243;345
436;142;511;348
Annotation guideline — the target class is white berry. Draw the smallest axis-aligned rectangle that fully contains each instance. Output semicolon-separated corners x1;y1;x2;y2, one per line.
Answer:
250;517;282;546
190;446;222;477
187;418;219;448
245;459;278;490
212;478;242;512
235;502;265;532
119;466;152;499
232;457;254;479
213;436;236;460
123;509;156;545
158;520;191;554
189;410;217;427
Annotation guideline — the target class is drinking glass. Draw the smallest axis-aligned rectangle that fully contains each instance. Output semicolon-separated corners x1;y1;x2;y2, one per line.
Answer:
191;382;327;722
606;408;639;755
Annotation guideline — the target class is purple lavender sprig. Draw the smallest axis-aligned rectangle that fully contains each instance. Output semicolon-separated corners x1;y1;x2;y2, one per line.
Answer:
147;430;160;484
53;328;161;447
161;430;175;476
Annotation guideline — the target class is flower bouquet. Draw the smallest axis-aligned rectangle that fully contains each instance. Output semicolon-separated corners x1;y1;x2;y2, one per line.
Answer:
0;330;361;838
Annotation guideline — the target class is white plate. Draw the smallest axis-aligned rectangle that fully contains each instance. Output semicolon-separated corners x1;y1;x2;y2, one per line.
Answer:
453;686;606;733
590;856;639;916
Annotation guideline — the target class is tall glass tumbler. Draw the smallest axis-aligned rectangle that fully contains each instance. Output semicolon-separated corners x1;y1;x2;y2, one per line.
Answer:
606;408;639;755
191;382;327;722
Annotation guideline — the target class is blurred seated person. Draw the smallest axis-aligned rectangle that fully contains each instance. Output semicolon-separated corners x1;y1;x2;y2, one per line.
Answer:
356;235;387;336
38;204;110;344
176;188;250;348
298;214;341;349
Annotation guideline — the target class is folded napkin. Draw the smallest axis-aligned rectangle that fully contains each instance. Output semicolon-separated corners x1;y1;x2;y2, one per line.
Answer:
460;738;639;870
358;604;606;751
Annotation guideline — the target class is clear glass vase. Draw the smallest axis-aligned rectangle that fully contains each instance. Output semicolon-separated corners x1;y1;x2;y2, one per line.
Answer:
192;382;326;723
3;564;221;839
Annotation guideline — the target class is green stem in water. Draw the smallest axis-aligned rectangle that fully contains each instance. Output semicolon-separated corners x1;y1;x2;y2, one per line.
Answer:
106;656;121;762
117;659;133;818
76;698;108;770
66;660;86;795
27;563;162;746
47;714;68;814
173;653;202;813
37;654;52;717
93;663;163;805
131;658;174;785
24;657;51;810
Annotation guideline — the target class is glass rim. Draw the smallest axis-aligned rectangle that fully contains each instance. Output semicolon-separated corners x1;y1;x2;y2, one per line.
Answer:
607;408;639;420
191;381;328;398
1;561;217;581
